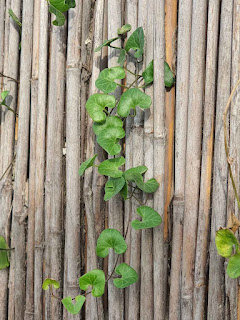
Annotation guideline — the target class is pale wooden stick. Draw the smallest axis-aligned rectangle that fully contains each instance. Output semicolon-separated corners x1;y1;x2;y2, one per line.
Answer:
0;0;5;91
193;1;220;318
208;0;233;318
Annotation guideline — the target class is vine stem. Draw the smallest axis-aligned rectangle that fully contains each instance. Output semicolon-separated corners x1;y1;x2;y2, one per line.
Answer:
223;79;240;210
124;67;141;78
0;155;16;181
0;72;18;83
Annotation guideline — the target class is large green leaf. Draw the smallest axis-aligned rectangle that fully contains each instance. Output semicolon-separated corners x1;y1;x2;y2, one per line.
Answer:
164;61;175;88
86;94;116;123
117;24;131;35
79;154;97;176
142;60;153;85
215;229;239;258
95;67;125;93
0;237;10;270
113;263;138;288
93;116;125;155
42;278;60;290
96;228;127;258
131;206;162;230
94;37;119;52
62;295;85;315
104;177;126;201
49;0;75;12
49;4;66;26
98;157;125;178
227;253;240;279
79;269;105;297
117;88;151;118
125;27;144;59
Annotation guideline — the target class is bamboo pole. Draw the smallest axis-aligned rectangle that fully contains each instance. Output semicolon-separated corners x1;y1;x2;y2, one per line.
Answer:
11;0;34;318
153;0;166;319
24;0;40;319
168;0;192;318
0;0;5;91
193;1;221;319
208;0;233;318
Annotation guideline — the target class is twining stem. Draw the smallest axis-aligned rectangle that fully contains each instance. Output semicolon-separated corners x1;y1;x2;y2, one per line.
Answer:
0;72;18;83
127;76;143;90
0;247;15;251
116;83;128;88
223;79;240;210
109;44;122;50
124;67;141;78
0;155;16;181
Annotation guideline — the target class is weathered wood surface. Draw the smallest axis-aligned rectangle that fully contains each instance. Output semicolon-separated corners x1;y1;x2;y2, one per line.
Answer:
1;0;240;319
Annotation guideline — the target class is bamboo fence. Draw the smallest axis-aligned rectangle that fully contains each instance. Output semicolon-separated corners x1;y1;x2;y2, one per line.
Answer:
0;0;240;319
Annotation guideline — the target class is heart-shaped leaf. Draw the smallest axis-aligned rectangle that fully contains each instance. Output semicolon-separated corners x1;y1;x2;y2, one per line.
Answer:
95;67;125;93
42;278;60;290
164;61;175;88
79;269;105;297
118;49;126;67
215;229;239;258
49;5;65;26
86;93;116;123
117;88;151;118
125;27;144;59
93;116;125;155
142;60;153;85
227;253;240;279
94;37;119;52
117;24;131;35
131;206;162;230
96;228;127;258
62;295;85;315
49;0;75;12
79;154;97;176
113;263;138;288
0;237;10;270
104;177;126;201
119;182;128;200
98;157;125;178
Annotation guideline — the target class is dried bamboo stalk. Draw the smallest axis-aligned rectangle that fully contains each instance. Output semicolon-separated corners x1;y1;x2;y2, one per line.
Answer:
169;0;192;317
11;0;34;318
153;0;166;319
193;1;220;318
0;0;5;90
208;0;233;318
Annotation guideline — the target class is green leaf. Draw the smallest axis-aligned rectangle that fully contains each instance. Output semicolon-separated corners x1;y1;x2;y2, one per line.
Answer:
62;295;85;315
49;4;66;26
0;91;10;106
117;24;132;35
94;37;119;52
42;278;60;290
119;182;128;200
104;177;126;201
95;67;125;93
8;9;22;27
227;253;240;279
131;206;162;230
86;93;116;123
113;263;138;288
164;61;175;88
0;237;10;270
142;60;153;85
215;229;239;258
93;116;125;155
65;0;76;8
79;154;97;176
49;0;74;12
124;166;148;178
79;269;105;297
118;49;126;67
117;88;151;118
96;228;127;258
98;157;125;178
125;27;144;59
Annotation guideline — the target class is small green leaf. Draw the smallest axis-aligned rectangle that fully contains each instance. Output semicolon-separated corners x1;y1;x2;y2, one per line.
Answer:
98;157;125;178
131;206;162;230
119;182;128;200
117;88;151;118
124;166;148;178
79;154;97;176
227;253;240;279
79;269;105;297
104;177;126;201
0;91;10;106
118;49;126;67
94;37;119;52
62;295;85;315
215;229;239;258
164;61;175;88
118;24;132;35
93;116;125;155
142;60;153;85
96;228;127;258
95;67;125;93
49;4;66;26
42;278;60;290
8;9;22;27
125;27;144;59
86;94;116;123
113;263;138;288
0;237;10;270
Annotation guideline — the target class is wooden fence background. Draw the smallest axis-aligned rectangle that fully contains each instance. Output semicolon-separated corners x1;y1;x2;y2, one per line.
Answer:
0;0;239;319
